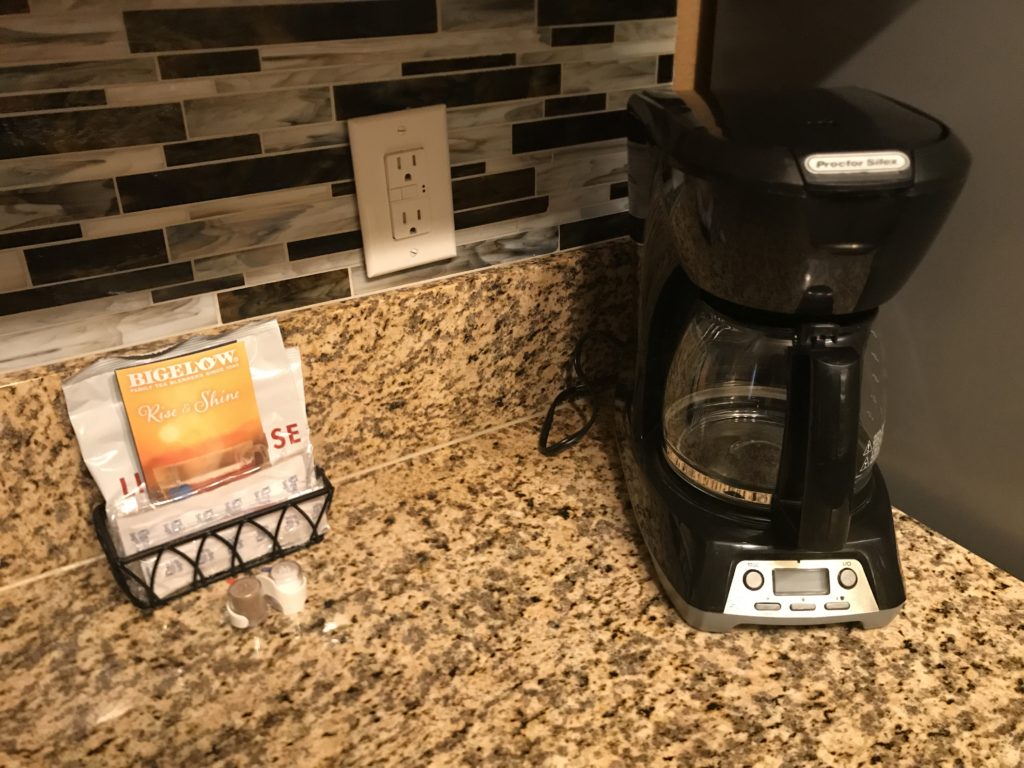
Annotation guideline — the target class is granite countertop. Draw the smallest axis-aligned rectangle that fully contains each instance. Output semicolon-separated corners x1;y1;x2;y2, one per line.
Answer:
2;418;1022;767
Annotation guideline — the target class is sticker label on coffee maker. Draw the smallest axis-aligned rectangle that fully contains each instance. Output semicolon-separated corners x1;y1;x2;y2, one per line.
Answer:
803;151;911;177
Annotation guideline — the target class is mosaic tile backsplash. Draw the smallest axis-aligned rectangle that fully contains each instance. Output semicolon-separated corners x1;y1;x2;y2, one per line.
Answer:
0;0;676;372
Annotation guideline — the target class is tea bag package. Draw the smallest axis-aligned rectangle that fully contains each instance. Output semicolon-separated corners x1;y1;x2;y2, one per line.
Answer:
63;321;324;563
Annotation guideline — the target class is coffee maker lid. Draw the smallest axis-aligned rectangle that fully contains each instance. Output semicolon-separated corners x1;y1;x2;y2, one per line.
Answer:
656;86;969;192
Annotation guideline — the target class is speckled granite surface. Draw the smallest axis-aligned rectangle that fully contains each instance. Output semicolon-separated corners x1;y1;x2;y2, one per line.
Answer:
1;418;1021;767
0;242;635;586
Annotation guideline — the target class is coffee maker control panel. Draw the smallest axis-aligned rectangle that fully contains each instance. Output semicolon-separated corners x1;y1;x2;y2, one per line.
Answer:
724;559;880;624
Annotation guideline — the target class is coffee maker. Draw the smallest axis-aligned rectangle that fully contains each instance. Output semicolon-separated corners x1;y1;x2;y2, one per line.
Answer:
615;88;969;631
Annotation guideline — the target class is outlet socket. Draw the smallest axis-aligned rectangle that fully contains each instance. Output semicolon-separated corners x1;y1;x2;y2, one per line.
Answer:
390;198;430;239
349;105;455;278
385;149;425;189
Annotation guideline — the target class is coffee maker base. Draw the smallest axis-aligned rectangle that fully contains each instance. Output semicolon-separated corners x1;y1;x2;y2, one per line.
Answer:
614;412;908;633
649;557;903;633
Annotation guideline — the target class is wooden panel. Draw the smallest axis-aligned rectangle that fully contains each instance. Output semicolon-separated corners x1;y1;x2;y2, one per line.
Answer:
673;0;716;91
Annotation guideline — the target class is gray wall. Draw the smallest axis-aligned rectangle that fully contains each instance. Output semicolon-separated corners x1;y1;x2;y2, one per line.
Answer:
712;0;1024;577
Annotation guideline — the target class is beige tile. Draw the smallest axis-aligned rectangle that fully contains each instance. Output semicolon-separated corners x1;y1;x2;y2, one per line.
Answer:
119;293;221;346
547;184;620;213
561;57;659;96
0;56;155;93
447;98;544;130
105;79;218;107
448;124;513;165
81;207;189;238
454;218;520;247
521;44;616;66
442;0;534;31
260;122;348;154
261;27;544;63
167;195;358;261
213;61;399;94
0;179;117;233
0;146;165;192
0;291;152;337
535;142;628;194
192;243;287;281
615;17;679;41
568;195;629;222
184;87;332;139
0;13;129;66
0;293;219;373
186;184;333;222
0;249;29;293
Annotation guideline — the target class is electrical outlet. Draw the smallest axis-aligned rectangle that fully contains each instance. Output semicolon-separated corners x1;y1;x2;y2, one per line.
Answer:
390;198;430;239
385;149;425;189
348;105;456;278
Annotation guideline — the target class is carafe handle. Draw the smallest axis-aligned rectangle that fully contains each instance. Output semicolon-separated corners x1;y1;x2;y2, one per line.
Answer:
773;326;861;551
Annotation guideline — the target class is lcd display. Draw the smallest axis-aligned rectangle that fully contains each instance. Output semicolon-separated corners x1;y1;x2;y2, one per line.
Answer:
773;568;829;596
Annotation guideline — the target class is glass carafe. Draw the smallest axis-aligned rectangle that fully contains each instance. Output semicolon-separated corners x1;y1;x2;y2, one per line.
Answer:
662;302;885;510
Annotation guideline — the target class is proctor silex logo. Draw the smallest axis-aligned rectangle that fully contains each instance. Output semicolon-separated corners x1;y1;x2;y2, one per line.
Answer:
803;151;911;176
126;347;240;387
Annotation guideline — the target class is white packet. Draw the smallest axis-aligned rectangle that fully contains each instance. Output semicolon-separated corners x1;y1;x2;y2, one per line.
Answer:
111;448;316;555
131;487;329;598
107;347;317;556
63;321;311;510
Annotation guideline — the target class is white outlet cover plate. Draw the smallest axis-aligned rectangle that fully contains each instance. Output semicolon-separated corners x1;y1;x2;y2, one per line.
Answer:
348;104;456;278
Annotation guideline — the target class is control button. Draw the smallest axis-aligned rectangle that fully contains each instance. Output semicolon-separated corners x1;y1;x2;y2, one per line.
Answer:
837;568;858;590
755;602;781;611
790;603;815;611
825;601;851;611
742;569;765;590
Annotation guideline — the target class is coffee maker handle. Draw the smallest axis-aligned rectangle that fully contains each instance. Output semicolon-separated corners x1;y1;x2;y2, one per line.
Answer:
774;345;862;551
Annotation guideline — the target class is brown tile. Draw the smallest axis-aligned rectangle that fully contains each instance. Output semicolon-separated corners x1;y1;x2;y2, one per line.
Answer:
0;0;29;13
218;267;352;321
152;273;243;303
0;90;105;114
24;228;168;285
124;0;437;51
0;261;191;315
0;104;185;160
163;134;262;167
0;222;80;251
158;49;260;80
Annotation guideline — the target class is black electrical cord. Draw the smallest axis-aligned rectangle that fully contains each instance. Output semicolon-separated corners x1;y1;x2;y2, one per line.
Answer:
538;331;625;456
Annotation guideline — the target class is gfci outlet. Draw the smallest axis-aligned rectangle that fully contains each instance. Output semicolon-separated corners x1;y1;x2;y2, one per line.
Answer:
348;105;456;278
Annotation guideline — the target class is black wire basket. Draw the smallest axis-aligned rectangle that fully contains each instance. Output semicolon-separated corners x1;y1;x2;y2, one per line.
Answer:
93;467;333;609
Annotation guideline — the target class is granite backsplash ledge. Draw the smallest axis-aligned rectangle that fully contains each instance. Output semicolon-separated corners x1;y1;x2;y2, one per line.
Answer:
0;0;675;372
0;239;636;586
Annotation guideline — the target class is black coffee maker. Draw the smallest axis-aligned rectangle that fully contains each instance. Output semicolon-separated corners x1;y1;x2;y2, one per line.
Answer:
615;88;969;631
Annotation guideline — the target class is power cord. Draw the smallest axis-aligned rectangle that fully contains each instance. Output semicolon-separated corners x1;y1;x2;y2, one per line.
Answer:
538;331;626;456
